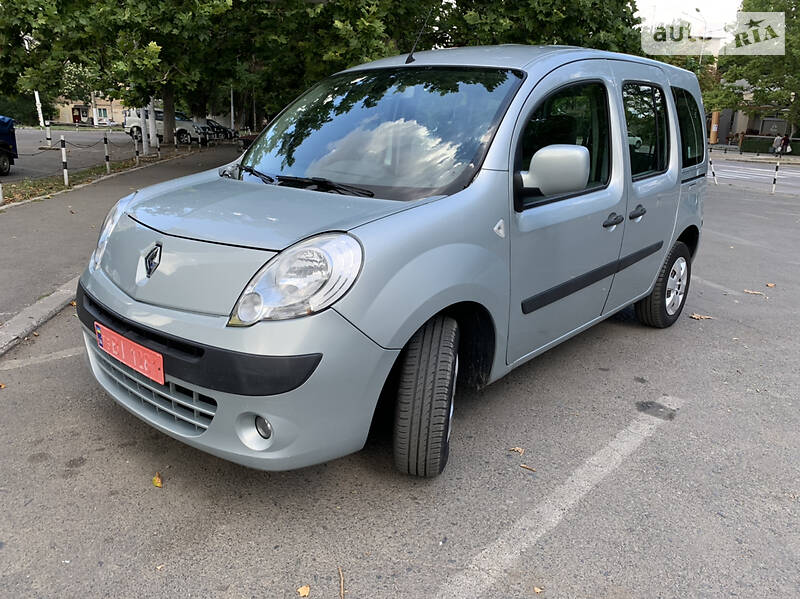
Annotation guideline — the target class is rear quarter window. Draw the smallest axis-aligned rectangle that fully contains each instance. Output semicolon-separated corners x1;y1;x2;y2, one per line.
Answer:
671;87;704;168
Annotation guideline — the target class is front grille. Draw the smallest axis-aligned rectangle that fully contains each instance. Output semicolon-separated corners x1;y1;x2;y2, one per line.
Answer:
91;343;217;436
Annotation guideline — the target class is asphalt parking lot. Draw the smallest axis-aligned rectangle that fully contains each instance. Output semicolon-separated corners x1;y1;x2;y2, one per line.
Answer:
1;178;799;597
6;128;141;182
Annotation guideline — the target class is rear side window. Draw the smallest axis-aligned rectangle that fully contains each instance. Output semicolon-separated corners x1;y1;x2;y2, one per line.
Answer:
672;87;704;168
622;83;669;178
519;81;611;195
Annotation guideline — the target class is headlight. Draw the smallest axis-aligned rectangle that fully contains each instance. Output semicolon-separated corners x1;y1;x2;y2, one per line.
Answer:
228;233;362;325
89;193;135;272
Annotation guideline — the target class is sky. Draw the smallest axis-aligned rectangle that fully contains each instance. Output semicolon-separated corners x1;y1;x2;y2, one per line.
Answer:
635;0;742;35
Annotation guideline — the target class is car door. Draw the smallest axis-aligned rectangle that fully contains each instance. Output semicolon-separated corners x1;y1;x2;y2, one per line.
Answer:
507;60;627;364
670;83;707;234
603;61;681;313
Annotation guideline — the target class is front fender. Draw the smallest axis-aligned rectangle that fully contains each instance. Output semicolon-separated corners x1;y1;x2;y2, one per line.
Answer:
336;169;510;356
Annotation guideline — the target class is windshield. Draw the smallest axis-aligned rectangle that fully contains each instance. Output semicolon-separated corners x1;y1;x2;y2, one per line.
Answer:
240;66;523;200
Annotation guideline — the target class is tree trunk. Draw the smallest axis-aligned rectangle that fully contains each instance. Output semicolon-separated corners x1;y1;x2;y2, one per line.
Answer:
162;84;176;145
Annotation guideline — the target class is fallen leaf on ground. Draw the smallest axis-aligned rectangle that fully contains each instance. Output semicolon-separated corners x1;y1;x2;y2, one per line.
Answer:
743;289;767;297
0;383;6;389
766;283;776;288
690;313;714;320
534;587;544;594
520;464;537;473
152;472;163;488
508;447;525;456
156;564;165;571
297;585;310;597
32;331;39;337
69;300;77;307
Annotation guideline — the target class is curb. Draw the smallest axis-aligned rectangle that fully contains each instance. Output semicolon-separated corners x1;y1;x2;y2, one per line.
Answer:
0;275;81;357
0;149;202;214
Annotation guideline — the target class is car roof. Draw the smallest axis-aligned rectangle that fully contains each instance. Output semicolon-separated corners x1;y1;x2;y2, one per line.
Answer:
346;44;692;77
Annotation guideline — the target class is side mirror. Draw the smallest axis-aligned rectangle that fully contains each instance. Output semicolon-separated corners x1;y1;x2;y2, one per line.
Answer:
520;144;590;196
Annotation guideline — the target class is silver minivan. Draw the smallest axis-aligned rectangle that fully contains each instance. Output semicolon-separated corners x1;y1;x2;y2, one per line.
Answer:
79;46;706;477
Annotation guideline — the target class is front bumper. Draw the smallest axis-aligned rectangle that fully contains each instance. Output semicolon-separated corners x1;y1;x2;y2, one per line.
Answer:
79;270;399;471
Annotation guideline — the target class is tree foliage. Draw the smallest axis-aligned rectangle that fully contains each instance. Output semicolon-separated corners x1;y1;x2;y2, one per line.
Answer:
716;0;799;126
0;0;642;130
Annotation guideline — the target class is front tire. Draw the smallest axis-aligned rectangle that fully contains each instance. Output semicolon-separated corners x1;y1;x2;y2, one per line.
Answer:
0;152;10;176
635;241;691;328
177;130;191;145
394;315;459;477
129;127;141;141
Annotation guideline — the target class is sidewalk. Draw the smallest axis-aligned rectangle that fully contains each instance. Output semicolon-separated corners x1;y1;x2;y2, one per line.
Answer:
0;146;239;325
708;145;800;164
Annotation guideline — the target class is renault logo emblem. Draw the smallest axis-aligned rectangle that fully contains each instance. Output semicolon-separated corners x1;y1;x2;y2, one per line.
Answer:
144;244;162;277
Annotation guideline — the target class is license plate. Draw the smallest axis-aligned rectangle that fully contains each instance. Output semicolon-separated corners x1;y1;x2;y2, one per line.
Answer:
94;321;165;385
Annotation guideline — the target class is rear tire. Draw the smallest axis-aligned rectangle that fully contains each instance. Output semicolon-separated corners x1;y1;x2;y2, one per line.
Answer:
177;130;191;145
635;241;691;328
394;315;459;477
0;152;10;176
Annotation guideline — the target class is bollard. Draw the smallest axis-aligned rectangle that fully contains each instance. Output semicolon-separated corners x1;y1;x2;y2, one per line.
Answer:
709;158;718;185
104;133;110;174
0;182;3;204
60;135;69;186
771;157;780;194
135;137;140;166
45;121;52;147
174;131;178;152
155;131;161;159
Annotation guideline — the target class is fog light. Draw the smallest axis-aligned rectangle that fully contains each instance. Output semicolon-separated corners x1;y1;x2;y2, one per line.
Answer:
255;416;272;439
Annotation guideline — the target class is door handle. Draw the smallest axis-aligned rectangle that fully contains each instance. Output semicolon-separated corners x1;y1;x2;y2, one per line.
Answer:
628;204;647;220
602;213;624;228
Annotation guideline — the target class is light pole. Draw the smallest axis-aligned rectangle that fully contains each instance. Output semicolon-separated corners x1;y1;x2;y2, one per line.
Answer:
22;36;45;128
681;8;708;66
695;8;708;67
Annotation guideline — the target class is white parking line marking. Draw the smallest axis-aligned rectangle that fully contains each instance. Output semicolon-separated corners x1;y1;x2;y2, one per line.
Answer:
0;347;83;371
435;396;685;599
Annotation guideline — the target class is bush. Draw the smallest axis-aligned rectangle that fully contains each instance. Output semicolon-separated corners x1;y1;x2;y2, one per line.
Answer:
0;94;58;125
741;136;777;154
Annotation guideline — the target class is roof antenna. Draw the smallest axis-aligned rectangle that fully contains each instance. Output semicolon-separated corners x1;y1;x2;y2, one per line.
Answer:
405;5;434;64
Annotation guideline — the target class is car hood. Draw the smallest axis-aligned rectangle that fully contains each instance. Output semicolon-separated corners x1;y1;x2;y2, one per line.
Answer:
126;169;411;251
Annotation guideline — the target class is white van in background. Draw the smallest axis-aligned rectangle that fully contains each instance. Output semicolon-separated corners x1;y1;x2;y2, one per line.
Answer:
123;109;195;144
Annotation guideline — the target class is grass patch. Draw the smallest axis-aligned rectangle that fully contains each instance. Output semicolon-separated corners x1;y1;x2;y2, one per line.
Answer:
0;151;191;207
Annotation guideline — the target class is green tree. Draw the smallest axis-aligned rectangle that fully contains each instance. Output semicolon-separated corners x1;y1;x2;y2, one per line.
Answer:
439;0;641;53
2;0;645;137
718;0;799;132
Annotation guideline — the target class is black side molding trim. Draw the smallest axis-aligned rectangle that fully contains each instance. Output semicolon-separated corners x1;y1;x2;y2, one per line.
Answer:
617;241;663;271
522;261;618;314
521;241;664;315
77;283;322;396
681;172;706;184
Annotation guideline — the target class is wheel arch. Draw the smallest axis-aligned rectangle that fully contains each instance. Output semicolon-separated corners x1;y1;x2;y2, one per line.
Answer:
368;299;498;448
677;224;700;259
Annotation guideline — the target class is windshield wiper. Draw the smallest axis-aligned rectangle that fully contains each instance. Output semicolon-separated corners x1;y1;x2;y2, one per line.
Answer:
276;175;374;197
239;164;275;184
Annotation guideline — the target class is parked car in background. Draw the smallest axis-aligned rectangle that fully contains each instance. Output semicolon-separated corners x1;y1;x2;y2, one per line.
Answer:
79;45;705;478
206;118;237;139
123;108;195;144
628;135;643;148
0;115;18;176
